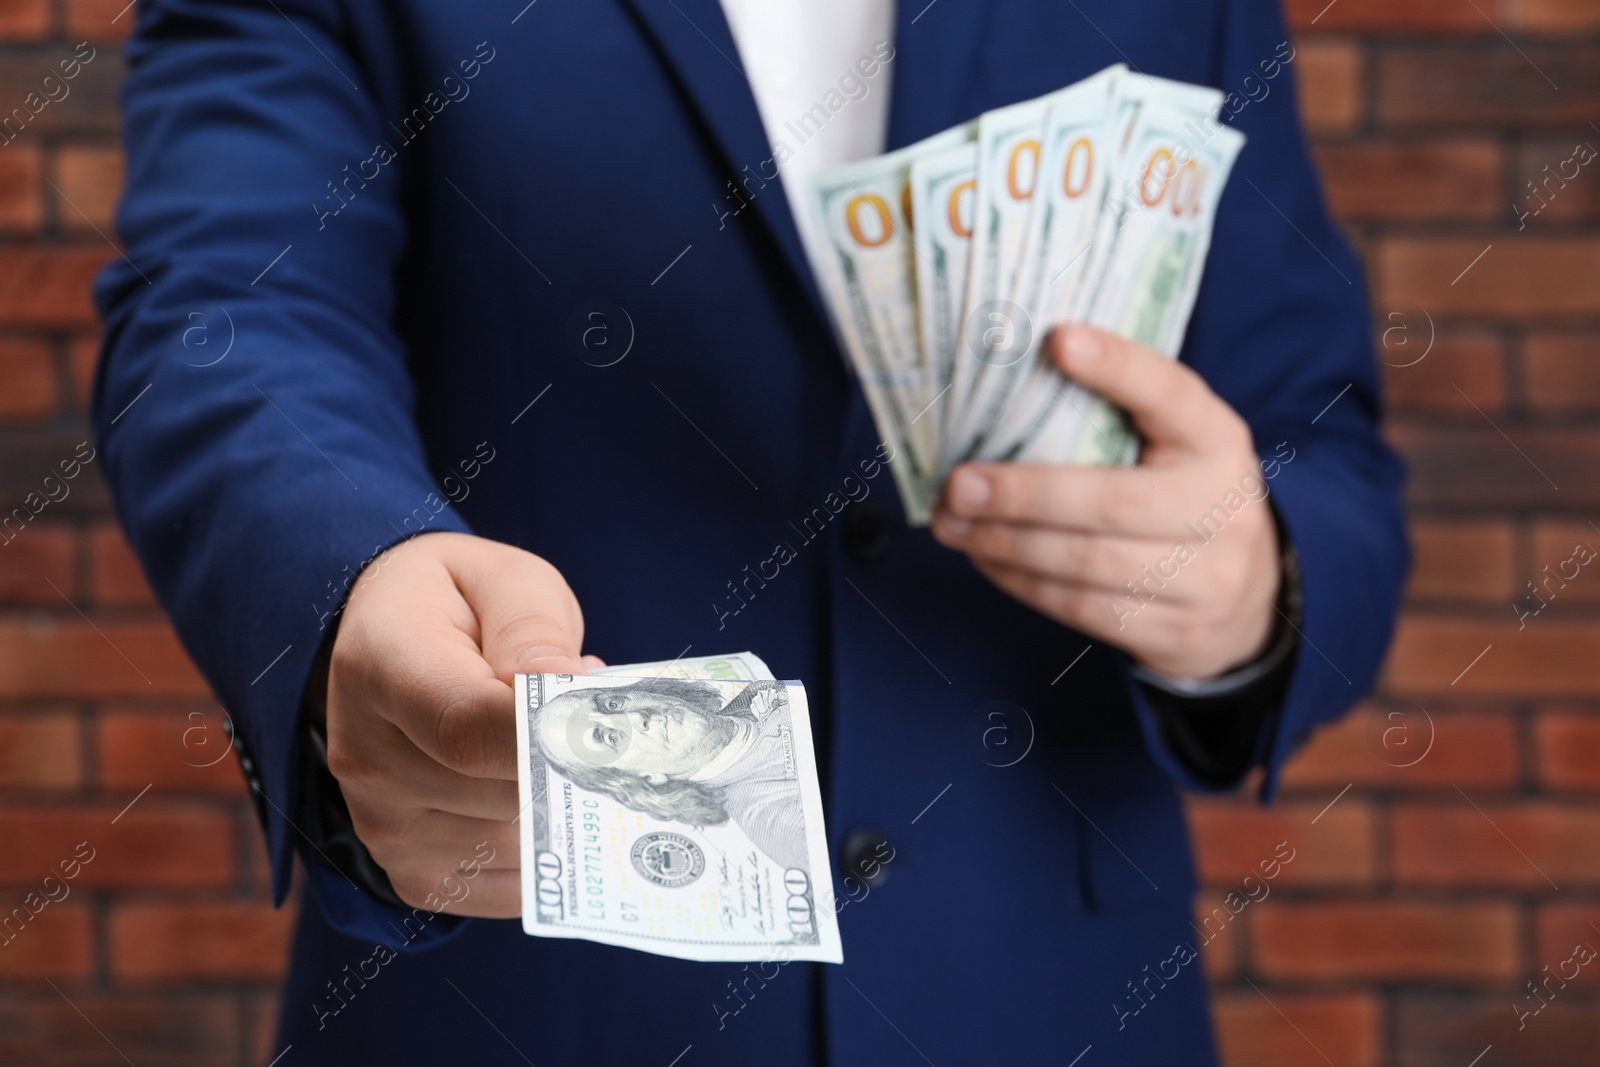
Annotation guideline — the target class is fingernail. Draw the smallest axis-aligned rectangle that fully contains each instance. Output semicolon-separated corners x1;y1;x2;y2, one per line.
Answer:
1063;325;1101;368
948;467;991;514
936;512;973;540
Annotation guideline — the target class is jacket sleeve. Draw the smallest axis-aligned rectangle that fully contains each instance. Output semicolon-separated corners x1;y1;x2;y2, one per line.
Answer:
1122;0;1410;797
92;0;473;946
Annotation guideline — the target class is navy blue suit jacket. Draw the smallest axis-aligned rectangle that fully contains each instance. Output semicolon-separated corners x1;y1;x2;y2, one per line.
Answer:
92;0;1406;1062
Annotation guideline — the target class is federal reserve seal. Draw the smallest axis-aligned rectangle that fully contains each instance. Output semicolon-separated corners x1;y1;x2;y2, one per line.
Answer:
630;832;705;888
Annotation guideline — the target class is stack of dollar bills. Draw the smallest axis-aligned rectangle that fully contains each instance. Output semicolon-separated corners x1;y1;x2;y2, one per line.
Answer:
801;65;1246;524
516;653;843;963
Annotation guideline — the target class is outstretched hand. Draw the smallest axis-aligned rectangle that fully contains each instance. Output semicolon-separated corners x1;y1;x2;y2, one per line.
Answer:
324;531;603;916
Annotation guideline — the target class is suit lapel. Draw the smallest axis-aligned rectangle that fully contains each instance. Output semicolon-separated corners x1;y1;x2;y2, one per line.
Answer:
613;0;823;315
613;0;994;327
884;0;991;148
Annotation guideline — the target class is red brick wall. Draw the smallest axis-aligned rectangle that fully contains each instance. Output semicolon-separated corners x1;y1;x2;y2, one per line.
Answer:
0;4;292;1064
1194;3;1600;1064
0;1;1595;1064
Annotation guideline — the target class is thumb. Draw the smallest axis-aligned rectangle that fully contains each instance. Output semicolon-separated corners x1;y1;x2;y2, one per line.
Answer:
447;540;588;681
1051;323;1228;453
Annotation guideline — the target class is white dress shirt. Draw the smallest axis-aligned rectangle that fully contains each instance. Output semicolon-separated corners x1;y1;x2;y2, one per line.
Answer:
716;0;896;224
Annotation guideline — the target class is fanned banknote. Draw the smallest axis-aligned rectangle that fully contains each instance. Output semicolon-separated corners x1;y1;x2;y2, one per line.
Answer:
1002;102;1245;465
515;652;842;963
909;141;978;454
941;89;1065;466
806;125;973;522
960;65;1125;465
801;66;1246;522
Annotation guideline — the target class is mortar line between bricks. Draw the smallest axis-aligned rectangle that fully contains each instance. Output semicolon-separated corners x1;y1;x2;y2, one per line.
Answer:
1453;782;1559;889
236;989;251;1067
45;978;138;1067
109;782;150;823
1243;977;1336;1067
1464;0;1559;90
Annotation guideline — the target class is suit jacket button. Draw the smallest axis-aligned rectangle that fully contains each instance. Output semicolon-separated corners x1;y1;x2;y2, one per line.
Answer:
839;828;893;887
841;500;891;562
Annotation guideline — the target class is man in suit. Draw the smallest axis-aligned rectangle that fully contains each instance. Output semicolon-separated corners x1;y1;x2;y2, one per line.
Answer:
92;0;1406;1062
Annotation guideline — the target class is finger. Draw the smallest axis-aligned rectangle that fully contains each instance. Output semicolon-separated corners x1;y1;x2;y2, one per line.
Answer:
426;870;520;919
969;557;1108;635
335;549;521;780
969;556;1188;641
357;809;521;905
931;511;1177;595
1051;324;1244;454
580;654;607;670
394;810;520;869
333;719;520;821
388;867;521;920
448;542;587;680
942;462;1178;536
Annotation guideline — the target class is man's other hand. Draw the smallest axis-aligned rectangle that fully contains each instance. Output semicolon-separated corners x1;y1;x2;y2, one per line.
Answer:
932;324;1282;682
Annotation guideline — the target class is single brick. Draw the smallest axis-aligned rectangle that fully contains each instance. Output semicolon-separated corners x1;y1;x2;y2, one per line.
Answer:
0;618;208;698
1524;333;1600;413
1315;140;1501;221
1535;708;1600;792
0;0;48;42
0;336;57;418
0;804;235;888
1294;40;1364;134
1253;902;1519;982
1396;994;1600;1066
1281;705;1520;790
0;903;93;978
1286;0;1495;33
0;247;108;326
0;142;42;229
1378;46;1600;127
51;144;122;232
1392;802;1600;888
0;710;81;788
1213;991;1381;1067
98;706;248;795
1393;425;1600;510
1406;519;1516;602
0;993;239;1067
1378;331;1503;415
1379;237;1600;318
0;521;75;603
1386;616;1600;696
109;901;295;981
1186;799;1374;888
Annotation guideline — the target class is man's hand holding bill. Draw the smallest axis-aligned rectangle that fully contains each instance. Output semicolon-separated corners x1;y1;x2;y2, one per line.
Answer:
932;324;1283;682
323;531;599;918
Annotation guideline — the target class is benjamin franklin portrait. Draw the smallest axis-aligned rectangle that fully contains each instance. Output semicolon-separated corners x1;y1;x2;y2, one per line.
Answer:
533;678;808;871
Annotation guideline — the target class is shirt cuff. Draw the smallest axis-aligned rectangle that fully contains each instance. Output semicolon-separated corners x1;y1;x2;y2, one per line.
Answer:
1128;503;1304;787
295;625;470;950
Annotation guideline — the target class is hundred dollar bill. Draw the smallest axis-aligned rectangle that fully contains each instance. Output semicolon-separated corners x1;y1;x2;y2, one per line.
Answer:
944;91;1061;466
986;76;1226;463
909;141;978;453
590;651;775;683
1004;103;1245;466
805;126;972;523
515;652;842;963
965;65;1123;462
1069;75;1225;330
